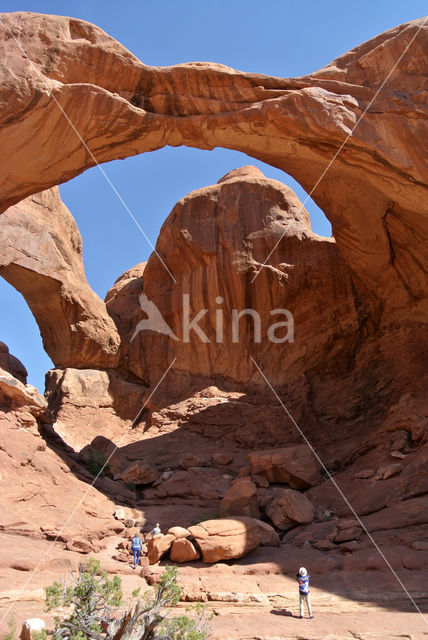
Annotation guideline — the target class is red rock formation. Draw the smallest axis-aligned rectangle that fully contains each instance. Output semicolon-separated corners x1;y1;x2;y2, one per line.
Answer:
1;12;426;324
265;488;315;530
170;537;200;562
0;188;120;369
189;517;262;562
0;341;27;383
0;343;46;419
248;445;321;489
44;367;147;449
0;15;427;633
220;476;260;519
111;166;359;391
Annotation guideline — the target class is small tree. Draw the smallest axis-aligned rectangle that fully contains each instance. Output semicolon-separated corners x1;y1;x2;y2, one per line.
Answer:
46;558;122;640
45;560;210;640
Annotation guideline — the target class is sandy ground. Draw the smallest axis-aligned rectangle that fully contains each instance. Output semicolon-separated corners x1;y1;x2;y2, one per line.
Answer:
1;532;427;640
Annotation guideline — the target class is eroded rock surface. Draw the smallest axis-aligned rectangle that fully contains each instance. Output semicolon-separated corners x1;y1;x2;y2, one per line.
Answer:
0;188;120;369
125;166;359;391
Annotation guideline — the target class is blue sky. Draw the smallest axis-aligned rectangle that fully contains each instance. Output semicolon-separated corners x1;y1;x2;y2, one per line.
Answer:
1;1;426;391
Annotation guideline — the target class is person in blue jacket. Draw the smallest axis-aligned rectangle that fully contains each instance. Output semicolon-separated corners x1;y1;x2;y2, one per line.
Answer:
296;567;314;618
131;534;143;569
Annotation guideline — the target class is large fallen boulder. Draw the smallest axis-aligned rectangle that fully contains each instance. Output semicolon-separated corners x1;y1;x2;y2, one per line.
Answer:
219;477;260;519
248;445;321;489
265;488;315;530
188;517;262;563
170;538;200;563
80;435;122;476
147;534;175;564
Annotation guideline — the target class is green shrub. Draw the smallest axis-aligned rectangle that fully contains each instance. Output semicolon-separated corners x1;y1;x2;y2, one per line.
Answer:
85;452;109;478
45;559;211;640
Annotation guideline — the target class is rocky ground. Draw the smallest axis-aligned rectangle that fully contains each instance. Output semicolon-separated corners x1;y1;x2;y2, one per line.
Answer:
0;365;427;639
1;536;428;639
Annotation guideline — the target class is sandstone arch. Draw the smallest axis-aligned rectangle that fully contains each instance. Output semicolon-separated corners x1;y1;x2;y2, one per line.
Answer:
0;12;427;324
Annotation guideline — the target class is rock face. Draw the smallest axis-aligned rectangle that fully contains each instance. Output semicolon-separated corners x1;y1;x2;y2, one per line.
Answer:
125;166;358;391
45;367;147;449
0;188;119;369
189;517;262;563
1;12;427;326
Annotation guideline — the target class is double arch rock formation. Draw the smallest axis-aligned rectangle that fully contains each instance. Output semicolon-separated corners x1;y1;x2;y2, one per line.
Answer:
0;16;427;622
0;12;426;444
0;12;426;326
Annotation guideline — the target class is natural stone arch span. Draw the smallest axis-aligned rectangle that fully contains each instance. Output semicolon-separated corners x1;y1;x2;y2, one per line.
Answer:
0;12;427;321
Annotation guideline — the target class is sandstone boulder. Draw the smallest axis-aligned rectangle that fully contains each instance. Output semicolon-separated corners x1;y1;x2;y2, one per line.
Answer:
115;461;159;485
189;517;262;563
375;462;403;480
65;537;94;554
334;527;363;543
265;489;315;530
147;534;175;564
168;526;191;539
0;342;27;384
252;519;280;547
354;469;375;479
179;454;210;469
212;452;233;465
0;367;47;417
219;477;260;519
146;469;229;501
248;446;321;489
170;538;200;563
